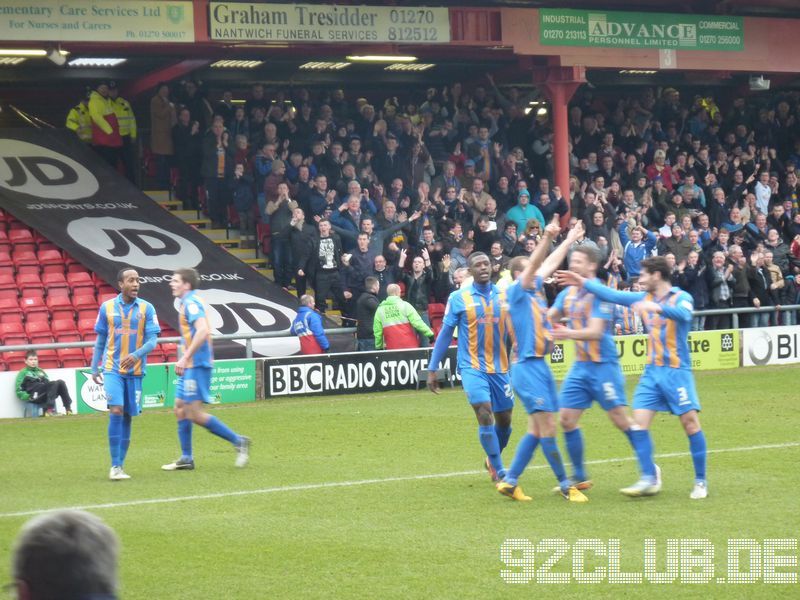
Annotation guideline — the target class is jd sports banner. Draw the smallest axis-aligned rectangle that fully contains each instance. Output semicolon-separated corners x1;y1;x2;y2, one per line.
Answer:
0;129;329;357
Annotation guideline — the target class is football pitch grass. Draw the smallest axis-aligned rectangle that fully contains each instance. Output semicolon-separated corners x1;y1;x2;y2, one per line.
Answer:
1;365;798;599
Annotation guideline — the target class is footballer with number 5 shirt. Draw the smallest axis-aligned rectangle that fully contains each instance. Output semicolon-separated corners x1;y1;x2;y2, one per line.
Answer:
557;255;708;500
161;268;250;472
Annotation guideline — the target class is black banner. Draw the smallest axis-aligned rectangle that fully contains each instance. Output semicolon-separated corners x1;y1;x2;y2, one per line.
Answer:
0;129;342;356
263;347;460;397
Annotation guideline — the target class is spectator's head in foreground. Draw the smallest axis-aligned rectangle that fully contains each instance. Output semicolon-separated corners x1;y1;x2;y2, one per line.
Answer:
11;509;119;600
299;294;315;308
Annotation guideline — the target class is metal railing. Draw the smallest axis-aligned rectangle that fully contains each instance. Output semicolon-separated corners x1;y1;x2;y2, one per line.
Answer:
0;328;358;359
693;304;800;330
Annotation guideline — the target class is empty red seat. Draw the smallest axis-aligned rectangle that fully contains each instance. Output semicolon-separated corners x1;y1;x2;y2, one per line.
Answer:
0;322;27;345
0;230;8;254
0;250;11;276
12;250;39;276
42;272;70;297
0;297;21;320
52;319;80;342
8;228;35;252
67;271;96;296
20;296;49;321
47;295;75;321
37;241;59;253
98;292;117;304
38;249;65;275
36;348;60;369
98;284;116;297
3;350;28;371
78;318;97;340
25;320;54;344
58;347;86;368
160;342;178;362
64;254;85;273
16;273;45;298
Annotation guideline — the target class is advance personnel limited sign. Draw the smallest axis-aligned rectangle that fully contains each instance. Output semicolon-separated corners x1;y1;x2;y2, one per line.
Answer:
540;9;743;51
209;2;449;43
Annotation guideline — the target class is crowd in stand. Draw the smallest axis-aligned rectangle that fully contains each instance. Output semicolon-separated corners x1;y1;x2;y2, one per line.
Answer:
136;78;800;340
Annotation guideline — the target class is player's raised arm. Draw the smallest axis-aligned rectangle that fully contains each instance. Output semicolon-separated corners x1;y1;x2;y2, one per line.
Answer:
536;220;585;280
519;215;560;290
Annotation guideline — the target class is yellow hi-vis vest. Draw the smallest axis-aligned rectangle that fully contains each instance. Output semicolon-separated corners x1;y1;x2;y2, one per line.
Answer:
113;96;137;139
66;101;92;143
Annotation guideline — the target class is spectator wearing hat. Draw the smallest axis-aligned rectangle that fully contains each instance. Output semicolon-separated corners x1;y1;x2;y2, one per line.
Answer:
372;133;407;187
88;80;122;168
506;189;545;233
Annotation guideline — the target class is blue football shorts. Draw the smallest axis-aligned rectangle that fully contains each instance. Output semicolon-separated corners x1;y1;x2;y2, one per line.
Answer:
460;368;514;413
510;357;558;414
633;366;701;415
176;367;212;403
558;361;628;411
103;372;142;416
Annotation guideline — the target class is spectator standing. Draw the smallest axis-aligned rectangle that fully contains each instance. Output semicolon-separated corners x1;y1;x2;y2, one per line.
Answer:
65;89;92;144
172;108;202;210
355;276;381;351
619;221;657;279
312;219;349;315
201;121;234;229
291;295;330;355
15;350;74;416
373;284;434;350
266;180;298;287
705;251;735;330
289;207;316;296
229;163;256;249
149;83;175;190
88;80;122;168
109;83;138;184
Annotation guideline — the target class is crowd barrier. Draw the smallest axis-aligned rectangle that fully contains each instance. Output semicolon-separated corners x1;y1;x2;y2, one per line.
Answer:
2;325;797;419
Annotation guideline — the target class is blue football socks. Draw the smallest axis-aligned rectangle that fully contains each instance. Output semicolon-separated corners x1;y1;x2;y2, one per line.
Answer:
495;425;512;453
478;425;504;477
689;430;707;483
119;415;132;465
178;418;193;460
505;433;539;485
205;415;240;446
629;428;657;481
540;437;570;490
108;413;123;467
564;428;587;482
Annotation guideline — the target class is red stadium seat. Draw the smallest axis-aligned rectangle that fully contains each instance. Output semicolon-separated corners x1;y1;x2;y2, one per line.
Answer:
25;320;54;344
36;348;60;369
98;292;117;304
47;295;76;322
78;318;97;341
64;254;85;274
52;319;80;342
0;297;21;321
12;250;39;276
19;296;49;321
58;347;86;368
0;322;27;345
66;271;96;297
8;228;35;252
38;249;65;275
3;350;28;371
73;294;98;320
428;303;446;337
0;233;10;256
42;272;70;297
16;273;45;299
83;346;95;368
160;342;178;362
97;284;116;297
37;241;59;253
0;250;12;277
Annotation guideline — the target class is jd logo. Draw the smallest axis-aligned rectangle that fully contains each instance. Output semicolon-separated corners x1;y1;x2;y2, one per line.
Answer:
0;140;99;200
195;288;300;356
79;371;108;412
67;217;202;270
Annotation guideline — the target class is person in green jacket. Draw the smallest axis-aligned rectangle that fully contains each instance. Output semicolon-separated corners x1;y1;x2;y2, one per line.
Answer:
374;284;434;350
15;350;74;416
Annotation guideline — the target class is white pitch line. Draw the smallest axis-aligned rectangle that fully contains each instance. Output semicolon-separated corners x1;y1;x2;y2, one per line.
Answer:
1;441;797;520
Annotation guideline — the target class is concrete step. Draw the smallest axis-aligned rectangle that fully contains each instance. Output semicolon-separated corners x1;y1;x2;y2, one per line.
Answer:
173;210;203;221
158;199;182;210
186;219;212;229
202;228;234;241
144;190;171;201
228;247;258;260
242;257;268;267
212;238;240;249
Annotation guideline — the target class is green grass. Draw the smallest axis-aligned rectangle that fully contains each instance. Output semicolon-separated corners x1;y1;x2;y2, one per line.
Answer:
0;365;798;599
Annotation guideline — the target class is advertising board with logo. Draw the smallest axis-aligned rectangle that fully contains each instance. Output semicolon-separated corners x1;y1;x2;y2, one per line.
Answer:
742;326;800;367
0;129;349;356
167;359;257;404
75;366;170;414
